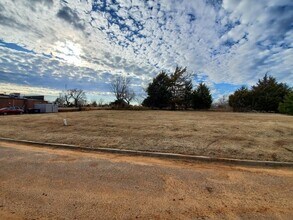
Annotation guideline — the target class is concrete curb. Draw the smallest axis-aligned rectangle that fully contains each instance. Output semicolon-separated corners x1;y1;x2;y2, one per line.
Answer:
0;137;292;168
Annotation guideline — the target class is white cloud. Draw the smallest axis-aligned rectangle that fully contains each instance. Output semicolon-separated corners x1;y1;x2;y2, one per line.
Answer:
0;0;292;101
0;82;61;97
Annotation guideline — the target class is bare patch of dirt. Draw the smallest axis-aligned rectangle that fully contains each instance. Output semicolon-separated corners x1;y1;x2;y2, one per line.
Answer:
0;142;292;219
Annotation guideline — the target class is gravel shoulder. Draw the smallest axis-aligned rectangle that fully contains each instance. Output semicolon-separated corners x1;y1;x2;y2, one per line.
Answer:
0;141;292;219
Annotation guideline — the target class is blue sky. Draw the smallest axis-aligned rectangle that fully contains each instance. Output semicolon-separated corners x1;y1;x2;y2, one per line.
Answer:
0;0;292;103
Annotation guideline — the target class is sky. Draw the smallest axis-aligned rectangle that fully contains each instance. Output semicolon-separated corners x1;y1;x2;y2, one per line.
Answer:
0;0;292;103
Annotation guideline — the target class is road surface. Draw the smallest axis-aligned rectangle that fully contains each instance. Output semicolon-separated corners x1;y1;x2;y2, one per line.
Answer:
0;141;292;219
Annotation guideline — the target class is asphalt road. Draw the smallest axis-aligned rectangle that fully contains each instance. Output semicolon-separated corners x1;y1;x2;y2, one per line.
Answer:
0;141;292;219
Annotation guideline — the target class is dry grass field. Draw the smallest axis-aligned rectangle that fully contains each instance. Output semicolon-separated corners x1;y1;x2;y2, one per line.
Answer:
0;110;292;162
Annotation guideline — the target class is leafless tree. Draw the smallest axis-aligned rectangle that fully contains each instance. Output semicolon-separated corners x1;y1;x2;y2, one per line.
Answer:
91;100;98;107
54;92;71;107
54;93;65;107
217;95;229;108
111;76;135;105
64;91;72;106
68;89;87;107
212;95;231;111
98;98;105;106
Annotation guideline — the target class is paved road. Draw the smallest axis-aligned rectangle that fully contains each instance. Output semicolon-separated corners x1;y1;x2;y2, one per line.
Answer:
0;141;292;219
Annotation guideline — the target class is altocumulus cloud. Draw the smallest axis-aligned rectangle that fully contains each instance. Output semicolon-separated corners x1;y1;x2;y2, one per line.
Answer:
0;0;292;101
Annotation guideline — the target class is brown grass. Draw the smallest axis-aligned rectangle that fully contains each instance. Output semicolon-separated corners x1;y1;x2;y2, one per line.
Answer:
1;110;292;161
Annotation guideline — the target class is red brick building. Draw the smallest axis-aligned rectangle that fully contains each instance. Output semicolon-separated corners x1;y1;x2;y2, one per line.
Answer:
0;93;48;112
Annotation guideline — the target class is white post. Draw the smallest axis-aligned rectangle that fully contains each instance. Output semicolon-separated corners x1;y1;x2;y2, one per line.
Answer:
63;119;67;126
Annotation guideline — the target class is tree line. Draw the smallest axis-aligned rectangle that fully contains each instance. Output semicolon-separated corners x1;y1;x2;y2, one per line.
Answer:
228;74;292;114
54;69;292;115
54;89;87;107
142;70;292;114
142;67;212;110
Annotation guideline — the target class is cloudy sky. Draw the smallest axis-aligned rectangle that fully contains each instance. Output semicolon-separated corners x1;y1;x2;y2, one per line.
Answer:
0;0;292;103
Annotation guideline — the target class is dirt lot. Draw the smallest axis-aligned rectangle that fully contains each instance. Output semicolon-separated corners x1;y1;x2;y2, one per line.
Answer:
0;141;292;219
0;110;292;161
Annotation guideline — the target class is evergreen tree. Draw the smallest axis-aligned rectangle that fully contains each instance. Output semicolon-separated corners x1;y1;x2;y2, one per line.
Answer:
228;86;252;112
169;66;191;110
192;83;212;110
278;92;293;115
143;67;192;110
182;79;193;109
142;71;172;109
251;74;290;112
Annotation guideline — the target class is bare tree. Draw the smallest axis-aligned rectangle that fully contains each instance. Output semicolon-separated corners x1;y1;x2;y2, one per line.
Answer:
91;100;98;107
212;95;231;111
135;93;146;106
111;76;135;105
98;98;105;106
64;91;72;107
54;92;71;107
54;93;66;107
68;89;87;107
218;95;229;107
